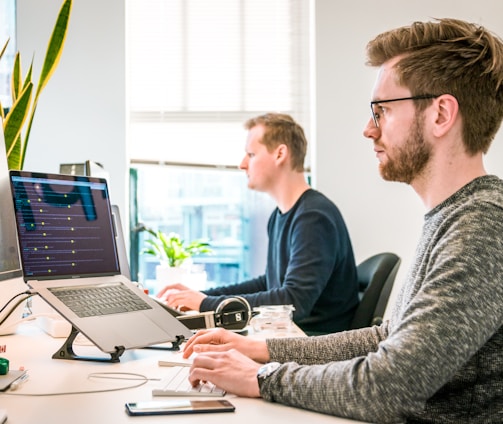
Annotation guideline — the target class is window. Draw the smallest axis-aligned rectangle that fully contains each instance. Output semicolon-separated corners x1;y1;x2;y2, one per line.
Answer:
0;1;16;110
127;0;311;288
130;165;277;293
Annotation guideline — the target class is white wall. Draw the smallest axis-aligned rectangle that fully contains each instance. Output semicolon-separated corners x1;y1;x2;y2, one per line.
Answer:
16;0;127;217
313;0;503;305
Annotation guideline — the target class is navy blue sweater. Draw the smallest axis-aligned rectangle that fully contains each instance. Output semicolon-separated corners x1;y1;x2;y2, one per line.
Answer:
200;189;359;334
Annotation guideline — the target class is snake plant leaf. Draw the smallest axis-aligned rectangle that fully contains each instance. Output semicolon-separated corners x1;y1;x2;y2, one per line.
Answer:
35;0;72;99
3;57;34;169
4;82;33;168
1;0;72;170
12;52;22;101
11;53;34;104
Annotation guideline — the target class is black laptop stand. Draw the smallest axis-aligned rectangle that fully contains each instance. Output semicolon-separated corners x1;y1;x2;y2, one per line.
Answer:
52;326;125;363
52;326;186;362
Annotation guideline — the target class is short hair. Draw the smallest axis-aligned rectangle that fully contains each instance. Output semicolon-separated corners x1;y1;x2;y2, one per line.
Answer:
366;18;503;154
244;113;307;172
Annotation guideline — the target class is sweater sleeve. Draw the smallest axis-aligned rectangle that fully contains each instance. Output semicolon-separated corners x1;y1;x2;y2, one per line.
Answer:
266;323;389;364
259;201;503;422
199;276;267;312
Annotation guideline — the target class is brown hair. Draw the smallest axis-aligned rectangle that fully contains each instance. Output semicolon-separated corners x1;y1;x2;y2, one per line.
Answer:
244;113;307;171
366;18;503;154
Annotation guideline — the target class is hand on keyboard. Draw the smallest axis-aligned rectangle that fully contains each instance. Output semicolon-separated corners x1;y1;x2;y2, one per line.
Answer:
152;365;225;397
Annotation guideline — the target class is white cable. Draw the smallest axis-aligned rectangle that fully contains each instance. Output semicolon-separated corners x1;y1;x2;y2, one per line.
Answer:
0;372;157;397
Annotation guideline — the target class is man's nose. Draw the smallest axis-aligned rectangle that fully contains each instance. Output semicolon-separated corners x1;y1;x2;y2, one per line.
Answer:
363;117;380;140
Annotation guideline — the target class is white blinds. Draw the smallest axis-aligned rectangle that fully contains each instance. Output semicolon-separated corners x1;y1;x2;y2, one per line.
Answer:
127;0;311;166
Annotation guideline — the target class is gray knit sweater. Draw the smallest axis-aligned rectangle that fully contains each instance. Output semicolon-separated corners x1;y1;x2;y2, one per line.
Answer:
261;175;503;423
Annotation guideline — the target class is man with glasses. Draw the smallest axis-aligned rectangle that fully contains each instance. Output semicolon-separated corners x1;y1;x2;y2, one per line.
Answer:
177;18;503;423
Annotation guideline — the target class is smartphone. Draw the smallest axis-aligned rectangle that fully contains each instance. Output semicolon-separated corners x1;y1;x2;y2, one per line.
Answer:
125;399;235;416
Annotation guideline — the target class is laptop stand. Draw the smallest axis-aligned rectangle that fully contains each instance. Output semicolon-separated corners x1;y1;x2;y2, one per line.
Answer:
52;326;125;363
141;334;185;351
52;327;187;362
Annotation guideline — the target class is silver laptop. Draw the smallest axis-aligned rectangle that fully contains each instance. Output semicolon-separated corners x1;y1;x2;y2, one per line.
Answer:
9;170;192;360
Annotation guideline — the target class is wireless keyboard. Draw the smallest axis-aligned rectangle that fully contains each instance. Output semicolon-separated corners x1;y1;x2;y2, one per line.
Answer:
152;365;225;397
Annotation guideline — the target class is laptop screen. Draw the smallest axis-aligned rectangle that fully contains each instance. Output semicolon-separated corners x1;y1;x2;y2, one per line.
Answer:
9;171;120;279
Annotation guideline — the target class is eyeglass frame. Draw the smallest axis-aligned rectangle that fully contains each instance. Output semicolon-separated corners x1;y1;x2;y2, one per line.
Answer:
370;94;440;128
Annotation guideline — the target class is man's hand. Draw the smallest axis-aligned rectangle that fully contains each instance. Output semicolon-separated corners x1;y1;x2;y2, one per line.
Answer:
189;349;262;398
157;283;207;311
183;328;270;363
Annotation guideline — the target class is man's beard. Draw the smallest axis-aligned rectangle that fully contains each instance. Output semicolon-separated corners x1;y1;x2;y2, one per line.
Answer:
379;115;432;184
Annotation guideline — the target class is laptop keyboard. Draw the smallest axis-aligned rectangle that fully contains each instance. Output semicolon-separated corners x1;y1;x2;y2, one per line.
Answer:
152;365;226;397
48;282;152;318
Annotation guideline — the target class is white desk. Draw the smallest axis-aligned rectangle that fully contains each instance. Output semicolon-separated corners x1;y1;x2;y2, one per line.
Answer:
0;323;368;424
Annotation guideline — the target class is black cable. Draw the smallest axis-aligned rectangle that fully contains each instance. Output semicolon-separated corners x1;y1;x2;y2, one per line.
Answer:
0;291;35;326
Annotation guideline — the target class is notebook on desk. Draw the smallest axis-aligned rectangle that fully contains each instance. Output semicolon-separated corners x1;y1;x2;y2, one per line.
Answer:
9;170;192;360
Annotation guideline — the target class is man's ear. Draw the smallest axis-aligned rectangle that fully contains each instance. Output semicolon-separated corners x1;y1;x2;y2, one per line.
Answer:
275;144;288;165
432;94;459;137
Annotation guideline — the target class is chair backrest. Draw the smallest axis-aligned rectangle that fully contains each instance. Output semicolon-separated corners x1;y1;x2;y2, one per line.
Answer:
349;252;401;329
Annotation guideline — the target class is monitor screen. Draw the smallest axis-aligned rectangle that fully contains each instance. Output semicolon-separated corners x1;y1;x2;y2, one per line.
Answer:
0;127;22;282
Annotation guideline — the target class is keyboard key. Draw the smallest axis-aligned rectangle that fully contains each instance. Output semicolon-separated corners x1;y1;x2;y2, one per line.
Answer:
48;282;151;318
152;366;226;397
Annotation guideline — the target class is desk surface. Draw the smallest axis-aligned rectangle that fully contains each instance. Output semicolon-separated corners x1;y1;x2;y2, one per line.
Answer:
0;323;368;424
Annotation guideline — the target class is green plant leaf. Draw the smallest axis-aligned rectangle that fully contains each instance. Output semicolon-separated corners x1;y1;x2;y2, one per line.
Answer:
35;0;72;99
11;52;21;101
4;82;33;168
140;230;213;268
1;0;72;170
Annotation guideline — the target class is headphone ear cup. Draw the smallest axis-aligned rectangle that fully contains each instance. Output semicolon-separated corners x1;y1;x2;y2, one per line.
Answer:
215;296;251;330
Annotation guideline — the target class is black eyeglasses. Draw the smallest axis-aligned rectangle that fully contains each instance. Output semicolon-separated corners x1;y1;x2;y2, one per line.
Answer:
370;94;440;128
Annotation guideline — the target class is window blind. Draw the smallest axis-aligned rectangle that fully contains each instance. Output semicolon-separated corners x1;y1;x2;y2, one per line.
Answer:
127;0;311;167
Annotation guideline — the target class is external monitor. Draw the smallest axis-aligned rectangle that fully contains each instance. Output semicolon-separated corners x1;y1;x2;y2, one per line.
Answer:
59;160;110;182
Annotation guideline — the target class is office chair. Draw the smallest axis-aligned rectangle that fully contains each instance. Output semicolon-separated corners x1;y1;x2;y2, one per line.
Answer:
349;252;401;329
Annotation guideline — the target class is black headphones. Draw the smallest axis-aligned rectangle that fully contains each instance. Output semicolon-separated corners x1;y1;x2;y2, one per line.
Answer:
213;296;252;330
170;296;252;331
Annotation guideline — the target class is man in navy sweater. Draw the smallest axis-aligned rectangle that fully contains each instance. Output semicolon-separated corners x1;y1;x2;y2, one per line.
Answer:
158;113;359;335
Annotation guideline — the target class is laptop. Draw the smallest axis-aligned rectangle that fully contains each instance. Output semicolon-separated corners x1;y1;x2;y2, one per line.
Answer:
8;170;193;360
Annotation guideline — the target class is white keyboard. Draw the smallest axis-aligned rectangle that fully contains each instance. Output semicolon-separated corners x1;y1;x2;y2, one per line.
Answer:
152;365;226;397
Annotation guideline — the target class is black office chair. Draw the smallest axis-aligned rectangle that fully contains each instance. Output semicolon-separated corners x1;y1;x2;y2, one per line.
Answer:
349;252;401;329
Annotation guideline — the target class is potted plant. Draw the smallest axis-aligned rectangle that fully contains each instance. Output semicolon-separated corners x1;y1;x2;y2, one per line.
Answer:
142;229;213;267
141;229;213;292
1;0;72;170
